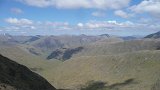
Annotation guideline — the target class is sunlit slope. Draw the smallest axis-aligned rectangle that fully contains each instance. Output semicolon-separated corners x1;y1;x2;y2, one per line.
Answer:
74;39;160;57
44;50;160;90
0;44;62;75
1;36;160;90
43;37;123;61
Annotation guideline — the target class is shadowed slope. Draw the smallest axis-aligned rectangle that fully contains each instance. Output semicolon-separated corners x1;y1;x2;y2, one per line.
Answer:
0;54;56;90
145;31;160;39
47;47;83;61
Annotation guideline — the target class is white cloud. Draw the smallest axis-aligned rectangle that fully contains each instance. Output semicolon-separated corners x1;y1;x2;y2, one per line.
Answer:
5;18;33;25
11;8;23;14
18;0;131;9
114;10;133;18
77;23;84;27
73;20;136;30
30;26;36;29
92;11;106;17
130;0;160;17
4;18;137;31
45;21;69;26
17;0;51;7
3;17;160;36
107;20;117;24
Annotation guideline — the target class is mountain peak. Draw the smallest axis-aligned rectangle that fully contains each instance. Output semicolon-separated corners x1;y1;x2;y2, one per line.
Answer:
99;34;110;37
145;31;160;39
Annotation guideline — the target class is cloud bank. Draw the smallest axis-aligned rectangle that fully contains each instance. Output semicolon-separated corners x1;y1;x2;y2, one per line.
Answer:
18;0;131;9
3;17;160;36
130;0;160;17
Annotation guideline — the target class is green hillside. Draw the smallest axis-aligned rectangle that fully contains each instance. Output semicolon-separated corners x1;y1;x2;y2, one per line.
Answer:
45;50;160;90
0;44;62;75
74;39;160;57
0;35;160;90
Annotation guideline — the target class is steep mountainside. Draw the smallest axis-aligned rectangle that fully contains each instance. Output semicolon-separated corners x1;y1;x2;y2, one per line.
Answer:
74;39;160;57
29;35;112;52
145;31;160;39
1;34;160;90
0;44;62;75
0;34;33;44
0;34;123;58
23;35;42;44
45;50;160;90
0;54;56;90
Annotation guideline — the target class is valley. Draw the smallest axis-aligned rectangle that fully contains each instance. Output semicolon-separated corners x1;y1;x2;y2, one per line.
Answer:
0;32;160;90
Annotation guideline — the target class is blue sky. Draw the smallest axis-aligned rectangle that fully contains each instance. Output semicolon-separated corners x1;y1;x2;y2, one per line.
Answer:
0;0;160;36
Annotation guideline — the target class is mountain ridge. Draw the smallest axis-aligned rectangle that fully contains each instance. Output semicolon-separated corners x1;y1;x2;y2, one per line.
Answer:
145;31;160;39
0;54;56;90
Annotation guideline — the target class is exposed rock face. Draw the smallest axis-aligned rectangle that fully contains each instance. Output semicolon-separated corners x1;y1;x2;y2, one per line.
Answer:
47;47;83;61
0;54;56;90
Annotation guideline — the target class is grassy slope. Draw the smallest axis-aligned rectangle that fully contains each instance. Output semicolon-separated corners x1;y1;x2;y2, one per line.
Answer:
0;38;160;90
74;39;160;57
28;36;122;56
0;44;62;75
43;50;160;90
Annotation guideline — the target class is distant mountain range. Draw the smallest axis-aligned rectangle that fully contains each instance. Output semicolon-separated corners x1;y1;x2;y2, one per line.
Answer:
0;33;159;61
0;32;160;90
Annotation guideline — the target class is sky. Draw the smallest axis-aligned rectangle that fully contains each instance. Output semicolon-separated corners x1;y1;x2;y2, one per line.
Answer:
0;0;160;36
